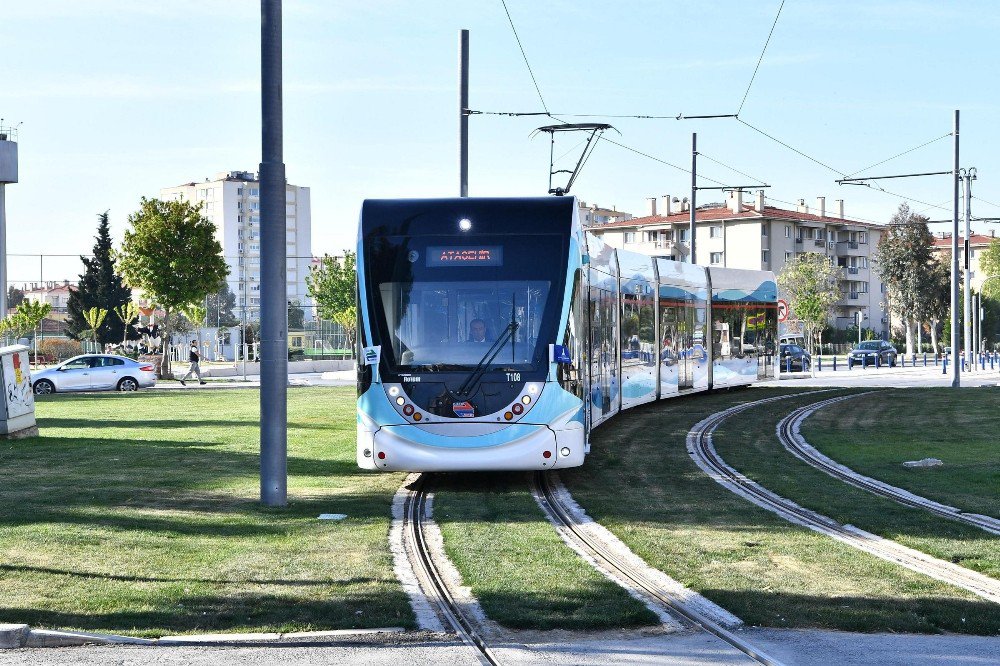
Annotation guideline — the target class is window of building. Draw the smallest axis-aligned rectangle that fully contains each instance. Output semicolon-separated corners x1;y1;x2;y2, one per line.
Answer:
785;251;793;261
237;214;243;224
710;252;723;264
645;230;658;242
237;187;244;195
250;243;260;251
761;249;770;264
859;231;868;244
624;231;636;243
760;225;767;237
249;201;260;211
785;225;791;238
250;188;260;197
679;229;689;242
711;225;723;238
859;257;867;268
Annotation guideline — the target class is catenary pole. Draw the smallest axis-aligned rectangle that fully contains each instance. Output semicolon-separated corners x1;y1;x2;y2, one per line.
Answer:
260;0;287;506
459;29;469;197
951;110;960;387
689;133;697;264
963;170;973;365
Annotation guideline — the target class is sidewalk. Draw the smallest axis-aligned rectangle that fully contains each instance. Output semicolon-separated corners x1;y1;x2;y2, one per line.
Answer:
767;362;1000;388
156;370;356;390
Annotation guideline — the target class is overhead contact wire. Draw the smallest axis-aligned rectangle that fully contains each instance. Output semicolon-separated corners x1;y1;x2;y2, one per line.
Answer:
736;0;786;116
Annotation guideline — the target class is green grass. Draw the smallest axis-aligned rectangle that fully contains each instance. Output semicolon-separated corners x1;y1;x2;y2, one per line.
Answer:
0;388;413;637
801;388;999;518
561;387;1000;635
433;473;657;630
714;390;1000;582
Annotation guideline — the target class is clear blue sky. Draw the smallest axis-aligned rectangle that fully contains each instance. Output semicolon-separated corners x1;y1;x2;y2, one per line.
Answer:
3;0;1000;284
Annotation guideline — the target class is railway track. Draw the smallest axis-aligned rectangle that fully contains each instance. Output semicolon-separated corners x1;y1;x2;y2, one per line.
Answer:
687;394;1000;604
401;474;502;666
777;393;1000;536
531;471;785;666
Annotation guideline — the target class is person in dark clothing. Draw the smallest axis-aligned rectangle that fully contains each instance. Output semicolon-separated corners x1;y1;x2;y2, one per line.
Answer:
180;340;206;386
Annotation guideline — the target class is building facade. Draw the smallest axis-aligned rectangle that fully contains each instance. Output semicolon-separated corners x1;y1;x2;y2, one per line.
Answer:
931;231;998;291
161;171;312;320
587;191;889;337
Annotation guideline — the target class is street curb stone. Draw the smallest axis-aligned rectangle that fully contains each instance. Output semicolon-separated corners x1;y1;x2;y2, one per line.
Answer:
0;625;29;649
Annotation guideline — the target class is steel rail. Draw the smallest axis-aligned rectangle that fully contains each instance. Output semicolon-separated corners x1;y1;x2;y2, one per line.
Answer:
688;395;1000;604
777;393;1000;536
532;471;785;666
402;474;502;666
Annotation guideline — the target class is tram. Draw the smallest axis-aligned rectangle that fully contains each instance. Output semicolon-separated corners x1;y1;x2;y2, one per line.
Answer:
356;197;777;472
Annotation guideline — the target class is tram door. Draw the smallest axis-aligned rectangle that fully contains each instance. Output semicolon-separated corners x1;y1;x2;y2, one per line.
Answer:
588;284;616;425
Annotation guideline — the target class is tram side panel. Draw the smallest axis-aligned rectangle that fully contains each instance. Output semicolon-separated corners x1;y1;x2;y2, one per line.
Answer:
617;251;658;410
707;267;778;389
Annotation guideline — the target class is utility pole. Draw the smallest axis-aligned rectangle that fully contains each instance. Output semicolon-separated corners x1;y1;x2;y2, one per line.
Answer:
459;29;469;198
960;168;976;366
951;110;960;387
260;0;287;506
0;128;18;320
689;133;697;264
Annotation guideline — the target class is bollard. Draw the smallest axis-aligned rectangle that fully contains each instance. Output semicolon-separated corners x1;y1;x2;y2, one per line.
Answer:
942;356;948;374
833;355;838;371
817;356;822;372
785;356;792;373
875;353;881;369
924;353;928;367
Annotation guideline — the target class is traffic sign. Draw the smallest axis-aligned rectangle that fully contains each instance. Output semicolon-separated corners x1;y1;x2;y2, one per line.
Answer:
777;299;789;322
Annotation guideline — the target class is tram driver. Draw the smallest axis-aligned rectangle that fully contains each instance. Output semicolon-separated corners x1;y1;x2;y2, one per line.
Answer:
468;318;490;344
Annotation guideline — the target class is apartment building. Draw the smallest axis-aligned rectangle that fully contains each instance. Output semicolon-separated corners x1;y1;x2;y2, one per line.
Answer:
931;231;998;291
578;200;634;227
21;281;74;319
161;171;312;320
587;191;889;337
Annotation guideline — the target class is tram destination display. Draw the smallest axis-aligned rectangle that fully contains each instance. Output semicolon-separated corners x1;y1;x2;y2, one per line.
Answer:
426;245;503;267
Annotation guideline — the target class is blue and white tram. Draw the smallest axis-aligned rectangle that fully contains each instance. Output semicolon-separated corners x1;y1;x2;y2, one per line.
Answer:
356;197;777;472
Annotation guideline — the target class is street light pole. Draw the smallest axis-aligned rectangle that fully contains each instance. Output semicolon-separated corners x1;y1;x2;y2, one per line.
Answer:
950;110;960;387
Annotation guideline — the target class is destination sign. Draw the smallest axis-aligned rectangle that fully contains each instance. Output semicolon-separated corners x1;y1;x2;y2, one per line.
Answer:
426;246;503;267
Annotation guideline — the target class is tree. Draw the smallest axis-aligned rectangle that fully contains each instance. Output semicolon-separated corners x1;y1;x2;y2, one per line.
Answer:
307;252;357;353
116;198;229;377
206;281;240;328
778;252;841;372
980;238;1000;299
918;258;951;354
873;204;937;355
112;302;141;346
1;301;51;341
6;287;25;310
66;212;135;345
287;299;305;330
82;307;108;347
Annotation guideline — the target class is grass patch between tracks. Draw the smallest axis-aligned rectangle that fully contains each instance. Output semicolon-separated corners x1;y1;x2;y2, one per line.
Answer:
433;473;658;630
0;388;413;637
801;388;999;519
562;387;1000;635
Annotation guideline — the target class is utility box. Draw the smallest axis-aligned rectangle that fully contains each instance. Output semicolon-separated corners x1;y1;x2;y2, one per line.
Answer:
0;345;38;438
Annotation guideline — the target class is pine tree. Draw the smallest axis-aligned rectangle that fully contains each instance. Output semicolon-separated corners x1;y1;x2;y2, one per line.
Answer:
65;212;134;345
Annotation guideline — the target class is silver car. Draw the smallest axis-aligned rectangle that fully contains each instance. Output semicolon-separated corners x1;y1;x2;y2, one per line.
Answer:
32;354;158;394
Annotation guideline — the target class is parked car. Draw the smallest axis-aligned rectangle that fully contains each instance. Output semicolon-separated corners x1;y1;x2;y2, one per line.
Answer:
847;340;897;368
779;344;811;371
32;354;157;394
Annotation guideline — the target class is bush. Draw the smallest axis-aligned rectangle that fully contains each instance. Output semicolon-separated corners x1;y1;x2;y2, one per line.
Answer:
288;348;305;362
38;338;83;362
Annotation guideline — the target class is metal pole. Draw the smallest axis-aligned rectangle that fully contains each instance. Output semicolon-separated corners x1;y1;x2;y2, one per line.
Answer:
951;110;960;387
857;310;862;346
0;186;6;318
260;0;287;506
963;170;972;364
689;133;697;264
459;29;469;198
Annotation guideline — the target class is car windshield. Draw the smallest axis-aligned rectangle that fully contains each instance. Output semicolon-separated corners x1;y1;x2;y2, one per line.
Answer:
857;341;882;350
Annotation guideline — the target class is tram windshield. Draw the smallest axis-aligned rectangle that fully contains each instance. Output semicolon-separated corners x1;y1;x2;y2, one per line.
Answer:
367;234;565;372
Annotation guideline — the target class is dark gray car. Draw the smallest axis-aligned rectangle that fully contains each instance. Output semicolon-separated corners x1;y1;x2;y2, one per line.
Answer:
779;344;811;371
847;340;897;368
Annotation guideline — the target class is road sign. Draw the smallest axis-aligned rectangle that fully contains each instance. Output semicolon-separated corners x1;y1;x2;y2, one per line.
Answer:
777;299;789;322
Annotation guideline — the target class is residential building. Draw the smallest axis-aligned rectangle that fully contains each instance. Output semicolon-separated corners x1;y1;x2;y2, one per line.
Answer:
587;191;889;337
931;231;998;291
161;170;312;321
21;281;74;319
578;201;634;227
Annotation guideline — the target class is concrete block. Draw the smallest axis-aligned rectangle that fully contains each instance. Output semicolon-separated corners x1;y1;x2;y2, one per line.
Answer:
25;629;155;647
0;624;29;649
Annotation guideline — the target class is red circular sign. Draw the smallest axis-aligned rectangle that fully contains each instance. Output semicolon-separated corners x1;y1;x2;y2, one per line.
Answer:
777;299;789;322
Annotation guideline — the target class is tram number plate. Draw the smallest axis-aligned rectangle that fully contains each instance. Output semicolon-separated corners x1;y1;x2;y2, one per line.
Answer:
506;372;521;382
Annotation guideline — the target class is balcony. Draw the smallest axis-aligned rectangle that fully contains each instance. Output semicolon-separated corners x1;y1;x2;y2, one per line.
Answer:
847;266;859;274
814;239;826;248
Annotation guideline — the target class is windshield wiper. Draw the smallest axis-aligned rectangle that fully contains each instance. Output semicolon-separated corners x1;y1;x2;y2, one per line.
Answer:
456;298;518;398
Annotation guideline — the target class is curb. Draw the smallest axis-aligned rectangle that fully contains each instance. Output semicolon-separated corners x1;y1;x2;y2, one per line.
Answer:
0;625;406;649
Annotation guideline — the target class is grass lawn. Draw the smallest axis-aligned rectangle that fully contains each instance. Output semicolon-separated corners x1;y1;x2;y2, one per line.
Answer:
433;472;658;630
713;388;1000;576
561;387;1000;635
801;388;999;519
0;388;413;637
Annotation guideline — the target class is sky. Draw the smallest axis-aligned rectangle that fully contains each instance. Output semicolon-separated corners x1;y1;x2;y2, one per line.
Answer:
3;0;1000;285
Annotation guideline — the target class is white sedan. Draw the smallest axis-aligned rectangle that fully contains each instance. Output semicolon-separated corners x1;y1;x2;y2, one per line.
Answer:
32;354;158;394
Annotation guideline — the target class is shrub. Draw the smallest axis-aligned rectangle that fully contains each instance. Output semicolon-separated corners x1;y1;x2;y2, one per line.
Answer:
38;338;83;362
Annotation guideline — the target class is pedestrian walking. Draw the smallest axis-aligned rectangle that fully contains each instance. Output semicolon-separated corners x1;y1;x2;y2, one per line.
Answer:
180;339;207;386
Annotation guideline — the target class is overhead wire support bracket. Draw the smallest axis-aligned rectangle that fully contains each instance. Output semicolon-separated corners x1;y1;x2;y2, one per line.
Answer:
532;123;615;196
695;184;770;192
835;170;953;185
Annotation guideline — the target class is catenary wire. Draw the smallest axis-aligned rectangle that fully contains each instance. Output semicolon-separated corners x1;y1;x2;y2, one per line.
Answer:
843;132;953;178
736;0;786;116
499;0;550;116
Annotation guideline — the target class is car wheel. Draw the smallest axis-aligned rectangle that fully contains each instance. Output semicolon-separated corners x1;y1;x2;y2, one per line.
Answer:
117;377;139;392
33;379;55;395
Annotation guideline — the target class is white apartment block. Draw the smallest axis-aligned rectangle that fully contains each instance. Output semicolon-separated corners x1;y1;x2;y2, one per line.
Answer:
932;231;998;292
161;171;312;320
588;191;890;337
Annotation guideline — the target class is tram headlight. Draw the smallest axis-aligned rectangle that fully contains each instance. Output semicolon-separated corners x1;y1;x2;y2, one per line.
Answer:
458;218;472;231
528;384;539;394
521;395;531;405
388;386;400;396
396;396;406;406
560;447;571;457
512;403;524;415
